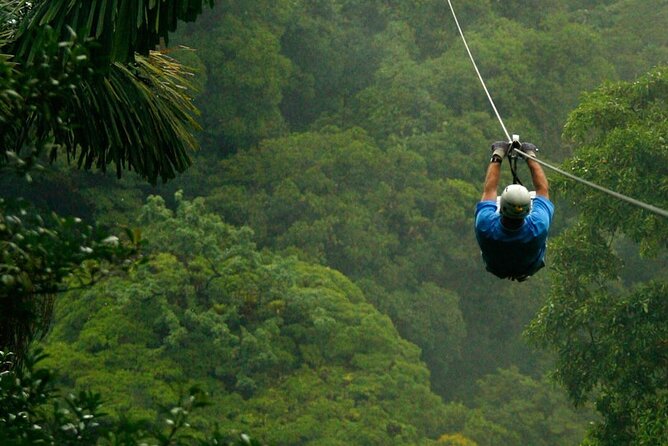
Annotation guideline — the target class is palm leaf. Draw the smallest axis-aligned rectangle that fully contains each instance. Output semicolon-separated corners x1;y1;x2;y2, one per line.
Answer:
13;0;215;65
52;50;201;184
0;0;29;41
1;1;210;183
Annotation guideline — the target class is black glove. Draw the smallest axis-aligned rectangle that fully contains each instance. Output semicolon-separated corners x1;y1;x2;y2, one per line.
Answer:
519;142;538;159
490;141;510;160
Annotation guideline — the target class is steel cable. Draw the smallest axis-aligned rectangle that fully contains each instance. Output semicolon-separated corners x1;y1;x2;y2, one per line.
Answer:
446;0;668;219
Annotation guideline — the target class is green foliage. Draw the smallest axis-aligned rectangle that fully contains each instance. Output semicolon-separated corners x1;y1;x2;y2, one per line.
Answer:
12;0;215;66
471;367;595;446
278;0;385;130
6;1;668;444
0;0;210;364
192;122;560;403
0;350;261;445
172;1;293;153
437;368;595;446
530;275;668;444
313;9;613;153
436;432;478;446
164;0;665;163
561;67;668;254
0;349;108;445
43;194;453;444
2;35;200;184
201;127;479;395
348;21;449;142
63;52;200;184
529;67;668;445
1;1;209;184
489;0;565;25
0;198;136;359
580;0;668;80
0;25;92;179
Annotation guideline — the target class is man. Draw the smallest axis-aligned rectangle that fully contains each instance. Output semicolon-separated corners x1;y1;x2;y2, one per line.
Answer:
474;141;554;281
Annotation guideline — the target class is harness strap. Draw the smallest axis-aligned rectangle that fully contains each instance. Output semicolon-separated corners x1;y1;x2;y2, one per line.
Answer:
508;141;523;186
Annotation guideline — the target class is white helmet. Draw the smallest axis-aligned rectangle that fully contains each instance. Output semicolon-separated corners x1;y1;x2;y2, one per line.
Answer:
500;184;532;219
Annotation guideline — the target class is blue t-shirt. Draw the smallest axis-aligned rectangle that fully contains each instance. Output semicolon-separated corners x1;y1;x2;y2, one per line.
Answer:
474;196;554;278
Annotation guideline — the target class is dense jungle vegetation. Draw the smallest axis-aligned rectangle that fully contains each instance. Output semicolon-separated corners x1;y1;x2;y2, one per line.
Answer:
1;0;667;444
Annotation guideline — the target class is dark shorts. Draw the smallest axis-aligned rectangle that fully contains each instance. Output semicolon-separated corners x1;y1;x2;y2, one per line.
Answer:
485;258;546;282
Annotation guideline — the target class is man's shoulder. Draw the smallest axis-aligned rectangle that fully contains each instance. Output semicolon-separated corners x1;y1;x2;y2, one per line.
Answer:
533;195;554;208
476;200;497;212
527;195;554;234
475;200;499;233
532;195;555;217
476;200;498;220
477;199;497;206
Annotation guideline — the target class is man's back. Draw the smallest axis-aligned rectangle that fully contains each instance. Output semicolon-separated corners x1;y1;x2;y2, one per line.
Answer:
475;196;554;278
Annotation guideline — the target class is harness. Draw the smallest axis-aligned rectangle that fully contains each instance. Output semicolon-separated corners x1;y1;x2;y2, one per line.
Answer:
507;137;523;186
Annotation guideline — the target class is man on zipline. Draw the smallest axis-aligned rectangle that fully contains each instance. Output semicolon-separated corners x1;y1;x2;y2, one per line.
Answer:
474;141;554;281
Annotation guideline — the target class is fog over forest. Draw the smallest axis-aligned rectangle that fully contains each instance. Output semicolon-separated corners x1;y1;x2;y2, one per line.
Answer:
1;1;667;445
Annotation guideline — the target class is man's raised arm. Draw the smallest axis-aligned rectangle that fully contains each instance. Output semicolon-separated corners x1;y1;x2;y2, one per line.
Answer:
482;141;509;201
520;142;549;198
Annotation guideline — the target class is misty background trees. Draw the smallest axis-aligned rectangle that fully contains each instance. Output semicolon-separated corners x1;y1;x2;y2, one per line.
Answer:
1;0;667;444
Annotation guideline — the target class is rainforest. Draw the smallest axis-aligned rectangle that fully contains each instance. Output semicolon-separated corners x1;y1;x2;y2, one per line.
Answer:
1;0;667;445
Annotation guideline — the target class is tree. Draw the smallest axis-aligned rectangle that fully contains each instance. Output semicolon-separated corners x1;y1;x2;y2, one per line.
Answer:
558;66;668;251
200;127;477;395
527;67;668;445
278;0;387;131
2;0;214;184
579;0;668;80
0;0;215;356
172;1;294;153
0;197;136;361
43;193;455;445
0;350;262;445
471;367;595;446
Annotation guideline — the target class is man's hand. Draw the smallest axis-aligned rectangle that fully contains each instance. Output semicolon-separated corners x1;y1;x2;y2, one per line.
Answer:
519;142;538;159
490;141;510;160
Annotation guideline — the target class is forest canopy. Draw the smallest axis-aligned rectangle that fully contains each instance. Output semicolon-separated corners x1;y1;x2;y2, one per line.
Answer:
1;0;667;445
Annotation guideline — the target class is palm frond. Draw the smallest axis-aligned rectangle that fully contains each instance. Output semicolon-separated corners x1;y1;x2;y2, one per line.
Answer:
53;51;201;184
1;2;208;183
13;0;215;65
0;0;30;41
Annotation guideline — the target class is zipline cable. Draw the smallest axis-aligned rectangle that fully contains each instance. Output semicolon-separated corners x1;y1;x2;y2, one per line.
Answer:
445;0;511;142
445;0;668;219
509;152;668;218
